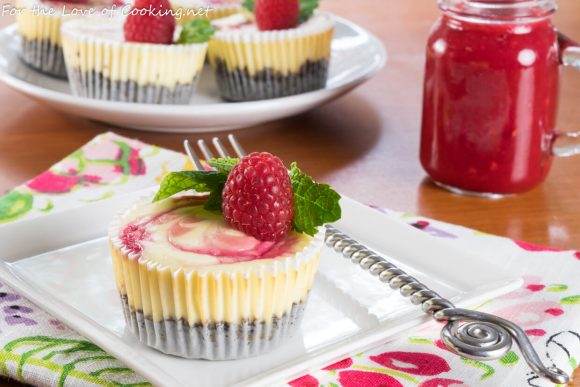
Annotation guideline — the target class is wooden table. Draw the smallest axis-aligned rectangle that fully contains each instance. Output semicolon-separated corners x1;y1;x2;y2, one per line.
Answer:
0;1;579;386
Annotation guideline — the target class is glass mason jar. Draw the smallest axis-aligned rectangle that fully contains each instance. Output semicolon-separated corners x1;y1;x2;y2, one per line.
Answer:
420;0;580;197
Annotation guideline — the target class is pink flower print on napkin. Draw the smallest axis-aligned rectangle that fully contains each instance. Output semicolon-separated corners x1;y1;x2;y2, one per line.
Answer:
112;143;146;176
288;374;319;387
323;357;354;370
82;164;122;185
27;139;149;195
339;370;404;387
493;301;564;328
370;351;451;376
501;275;544;300
514;240;564;253
525;329;547;337
128;148;146;175
410;220;458;239
526;284;545;292
27;170;107;194
419;378;466;387
27;171;80;194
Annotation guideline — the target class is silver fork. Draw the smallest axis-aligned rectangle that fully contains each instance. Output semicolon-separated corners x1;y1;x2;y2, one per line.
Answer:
183;135;569;384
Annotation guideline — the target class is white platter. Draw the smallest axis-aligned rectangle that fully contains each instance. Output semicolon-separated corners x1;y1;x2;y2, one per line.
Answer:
0;190;522;386
0;15;386;133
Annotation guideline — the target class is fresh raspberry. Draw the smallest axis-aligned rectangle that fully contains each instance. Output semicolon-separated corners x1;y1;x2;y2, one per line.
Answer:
222;152;294;242
255;0;300;31
124;0;176;44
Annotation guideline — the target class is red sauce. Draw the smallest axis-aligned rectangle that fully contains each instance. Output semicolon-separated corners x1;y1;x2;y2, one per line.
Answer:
420;14;560;194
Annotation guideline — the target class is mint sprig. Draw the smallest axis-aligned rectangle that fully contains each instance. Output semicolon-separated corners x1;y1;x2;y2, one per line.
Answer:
299;0;319;22
154;171;227;210
242;0;254;12
153;157;341;235
177;19;215;44
289;162;341;235
242;0;319;22
208;157;239;174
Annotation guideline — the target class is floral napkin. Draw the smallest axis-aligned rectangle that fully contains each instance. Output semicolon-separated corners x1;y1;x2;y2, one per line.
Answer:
0;132;577;387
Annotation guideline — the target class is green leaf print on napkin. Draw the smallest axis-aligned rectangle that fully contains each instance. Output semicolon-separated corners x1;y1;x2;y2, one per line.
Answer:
0;191;33;223
561;295;580;305
547;284;568;292
2;336;150;387
499;351;519;366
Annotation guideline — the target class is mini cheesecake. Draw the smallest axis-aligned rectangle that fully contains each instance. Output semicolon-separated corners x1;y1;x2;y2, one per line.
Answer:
173;0;241;25
208;12;334;101
61;17;207;104
109;195;323;359
15;0;119;78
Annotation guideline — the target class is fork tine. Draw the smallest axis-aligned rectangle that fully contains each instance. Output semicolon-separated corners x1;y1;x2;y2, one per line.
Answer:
228;134;246;157
197;139;214;161
212;137;230;157
183;140;204;171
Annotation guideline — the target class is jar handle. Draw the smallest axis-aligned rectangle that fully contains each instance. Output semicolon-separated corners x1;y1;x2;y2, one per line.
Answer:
553;35;580;157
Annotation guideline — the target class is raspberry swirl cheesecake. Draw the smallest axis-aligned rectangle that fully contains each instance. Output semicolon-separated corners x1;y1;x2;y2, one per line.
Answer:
15;0;121;78
109;152;341;359
208;0;334;101
61;0;214;104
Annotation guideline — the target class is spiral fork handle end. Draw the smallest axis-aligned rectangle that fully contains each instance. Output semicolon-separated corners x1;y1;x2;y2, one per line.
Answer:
435;308;570;385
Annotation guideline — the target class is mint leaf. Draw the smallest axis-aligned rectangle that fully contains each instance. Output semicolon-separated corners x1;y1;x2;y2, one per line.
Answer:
204;184;225;211
242;0;254;11
299;0;319;22
289;162;341;235
177;19;215;44
153;171;226;202
209;157;239;174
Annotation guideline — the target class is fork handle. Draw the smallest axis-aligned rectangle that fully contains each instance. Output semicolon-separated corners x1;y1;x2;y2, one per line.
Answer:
324;225;569;384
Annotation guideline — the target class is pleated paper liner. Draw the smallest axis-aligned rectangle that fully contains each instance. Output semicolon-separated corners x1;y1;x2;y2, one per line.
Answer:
16;6;67;78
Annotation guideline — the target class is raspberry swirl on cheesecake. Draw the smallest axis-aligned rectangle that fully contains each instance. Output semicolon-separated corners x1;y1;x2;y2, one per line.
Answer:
118;196;309;265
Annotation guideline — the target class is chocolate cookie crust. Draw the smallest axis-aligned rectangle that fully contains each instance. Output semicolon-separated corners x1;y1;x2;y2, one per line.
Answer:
213;59;329;101
68;69;200;104
121;295;307;360
20;38;67;79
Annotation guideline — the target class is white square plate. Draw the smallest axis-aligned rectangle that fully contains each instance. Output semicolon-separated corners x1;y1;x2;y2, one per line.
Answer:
0;190;522;386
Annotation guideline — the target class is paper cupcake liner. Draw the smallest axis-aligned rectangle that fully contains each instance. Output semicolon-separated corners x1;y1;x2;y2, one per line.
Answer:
16;10;66;78
20;38;67;79
61;22;208;104
121;295;307;359
208;13;334;101
108;208;324;359
213;58;329;101
67;69;201;105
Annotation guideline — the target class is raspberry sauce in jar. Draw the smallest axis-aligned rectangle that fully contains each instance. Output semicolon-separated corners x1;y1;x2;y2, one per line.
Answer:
420;0;561;195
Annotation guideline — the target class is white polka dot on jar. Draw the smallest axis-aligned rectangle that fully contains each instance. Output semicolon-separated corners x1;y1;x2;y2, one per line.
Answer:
518;49;537;66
